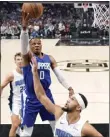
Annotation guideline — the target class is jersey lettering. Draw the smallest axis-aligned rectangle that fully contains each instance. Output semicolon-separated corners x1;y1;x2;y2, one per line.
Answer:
15;79;24;86
40;71;44;80
55;129;73;137
38;62;50;70
20;86;26;93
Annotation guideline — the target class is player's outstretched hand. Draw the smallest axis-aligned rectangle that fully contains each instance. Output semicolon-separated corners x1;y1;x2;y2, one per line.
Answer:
22;11;30;29
31;57;38;74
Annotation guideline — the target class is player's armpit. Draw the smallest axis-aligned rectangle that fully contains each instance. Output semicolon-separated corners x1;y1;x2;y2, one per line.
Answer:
39;95;63;120
82;122;103;137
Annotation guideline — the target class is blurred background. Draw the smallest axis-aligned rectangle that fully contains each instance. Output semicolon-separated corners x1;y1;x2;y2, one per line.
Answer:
0;1;109;45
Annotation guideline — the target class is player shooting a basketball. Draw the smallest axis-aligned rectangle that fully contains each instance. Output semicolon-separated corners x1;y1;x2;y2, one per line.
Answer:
31;56;103;137
20;9;74;136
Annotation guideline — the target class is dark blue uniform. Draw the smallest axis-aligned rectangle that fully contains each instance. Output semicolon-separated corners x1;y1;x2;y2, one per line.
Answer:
21;54;55;127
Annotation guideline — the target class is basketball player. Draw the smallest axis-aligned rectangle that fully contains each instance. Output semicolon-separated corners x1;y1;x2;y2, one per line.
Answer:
1;52;25;137
31;57;103;137
20;12;74;136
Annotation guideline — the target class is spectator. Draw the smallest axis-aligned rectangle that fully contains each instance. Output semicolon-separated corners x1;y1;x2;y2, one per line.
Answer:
58;21;65;37
0;1;109;44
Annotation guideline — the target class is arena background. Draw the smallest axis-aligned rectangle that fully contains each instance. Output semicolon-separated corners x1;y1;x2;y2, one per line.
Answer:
0;1;109;137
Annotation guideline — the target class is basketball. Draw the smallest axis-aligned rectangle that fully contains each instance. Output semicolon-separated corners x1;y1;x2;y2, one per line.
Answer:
22;3;43;18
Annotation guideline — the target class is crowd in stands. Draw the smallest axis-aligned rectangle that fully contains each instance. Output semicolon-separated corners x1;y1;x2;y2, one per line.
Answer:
0;2;109;40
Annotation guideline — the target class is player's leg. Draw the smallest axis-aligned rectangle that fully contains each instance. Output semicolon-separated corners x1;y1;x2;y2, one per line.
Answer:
40;105;56;134
19;64;33;136
20;108;34;137
40;89;56;134
20;92;39;136
9;103;21;137
20;111;38;136
20;125;34;137
9;114;21;137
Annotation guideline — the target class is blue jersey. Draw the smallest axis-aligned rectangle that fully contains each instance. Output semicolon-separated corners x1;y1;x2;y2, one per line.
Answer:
22;54;52;99
36;54;51;90
21;54;55;124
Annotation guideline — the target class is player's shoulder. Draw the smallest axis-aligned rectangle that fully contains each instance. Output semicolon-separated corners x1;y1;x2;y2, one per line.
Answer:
81;121;90;136
7;71;14;79
48;55;55;61
82;121;103;137
4;72;14;82
48;54;53;57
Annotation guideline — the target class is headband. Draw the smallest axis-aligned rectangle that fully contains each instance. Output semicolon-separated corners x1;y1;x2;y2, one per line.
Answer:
73;93;85;110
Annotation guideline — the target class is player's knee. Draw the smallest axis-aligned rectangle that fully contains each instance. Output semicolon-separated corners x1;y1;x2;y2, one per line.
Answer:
12;120;20;129
11;122;19;130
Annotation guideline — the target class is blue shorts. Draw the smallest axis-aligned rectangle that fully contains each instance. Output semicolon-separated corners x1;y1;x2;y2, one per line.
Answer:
21;90;55;127
21;64;55;127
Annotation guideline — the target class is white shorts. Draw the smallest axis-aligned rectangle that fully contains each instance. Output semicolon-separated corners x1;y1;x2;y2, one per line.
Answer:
10;101;21;116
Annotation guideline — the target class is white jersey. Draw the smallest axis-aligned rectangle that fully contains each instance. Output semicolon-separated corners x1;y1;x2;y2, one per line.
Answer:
9;69;25;107
55;113;87;137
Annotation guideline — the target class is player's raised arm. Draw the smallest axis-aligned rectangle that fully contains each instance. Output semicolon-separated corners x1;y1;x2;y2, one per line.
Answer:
20;11;31;66
49;55;74;97
0;73;13;96
31;57;64;120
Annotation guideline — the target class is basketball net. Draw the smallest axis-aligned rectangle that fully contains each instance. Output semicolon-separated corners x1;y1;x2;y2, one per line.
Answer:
92;3;109;30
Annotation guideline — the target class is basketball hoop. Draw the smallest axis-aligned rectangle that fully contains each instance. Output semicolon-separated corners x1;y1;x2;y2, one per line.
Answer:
92;3;109;30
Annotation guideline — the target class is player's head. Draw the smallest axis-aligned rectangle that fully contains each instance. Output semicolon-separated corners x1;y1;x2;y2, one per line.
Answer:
14;52;22;68
29;38;42;55
62;93;88;113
